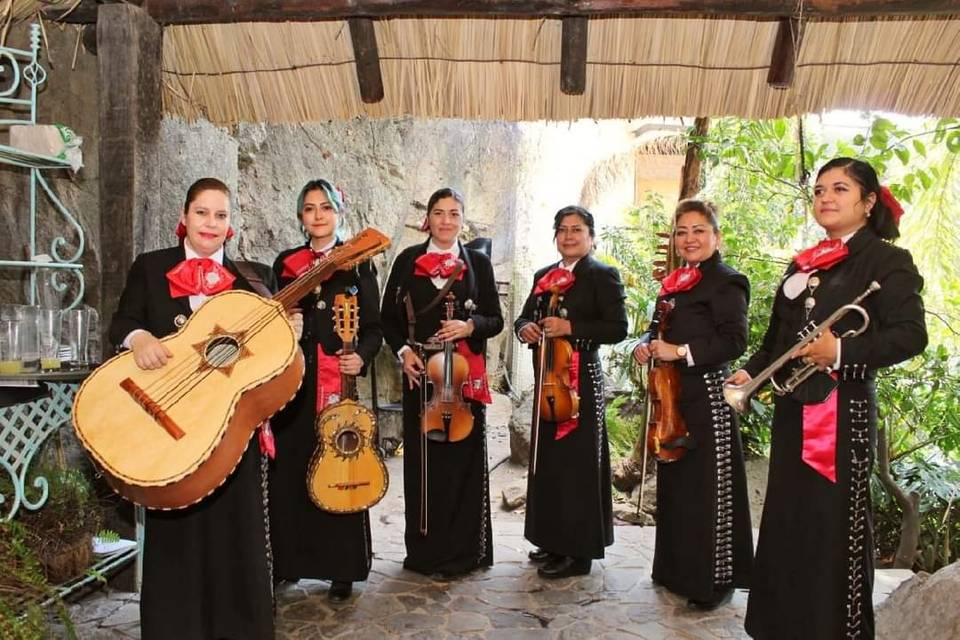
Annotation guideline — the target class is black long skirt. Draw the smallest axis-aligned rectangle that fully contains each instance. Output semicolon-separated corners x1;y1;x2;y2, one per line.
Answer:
401;388;493;576
269;363;373;583
652;368;753;601
140;442;274;640
745;381;876;639
525;355;614;559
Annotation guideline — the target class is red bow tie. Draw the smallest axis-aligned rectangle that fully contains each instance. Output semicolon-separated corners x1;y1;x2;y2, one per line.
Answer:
659;266;702;295
793;238;849;273
414;252;466;280
166;258;235;298
534;267;576;295
281;247;330;279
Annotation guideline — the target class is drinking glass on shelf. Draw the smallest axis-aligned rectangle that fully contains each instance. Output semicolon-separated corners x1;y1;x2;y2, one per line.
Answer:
3;305;41;373
85;305;101;365
38;308;62;371
64;307;91;368
0;319;22;375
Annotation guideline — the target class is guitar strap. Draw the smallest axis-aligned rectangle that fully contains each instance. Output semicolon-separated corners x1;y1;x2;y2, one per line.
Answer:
232;260;274;299
403;262;464;345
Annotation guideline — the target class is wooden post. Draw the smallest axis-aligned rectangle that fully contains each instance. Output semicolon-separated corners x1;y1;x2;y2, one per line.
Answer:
560;16;588;96
348;18;385;103
767;17;802;89
679;117;710;199
97;3;162;350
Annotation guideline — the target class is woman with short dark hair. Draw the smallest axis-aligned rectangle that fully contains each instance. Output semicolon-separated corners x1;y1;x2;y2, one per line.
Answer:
633;199;754;609
516;205;628;578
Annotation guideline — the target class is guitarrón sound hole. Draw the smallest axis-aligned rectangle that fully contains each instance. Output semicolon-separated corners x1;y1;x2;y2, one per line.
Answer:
336;429;360;454
204;335;240;368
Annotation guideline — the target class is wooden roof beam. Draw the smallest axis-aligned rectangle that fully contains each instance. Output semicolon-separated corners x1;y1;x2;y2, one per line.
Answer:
767;17;803;89
348;18;385;103
560;17;588;95
49;1;960;25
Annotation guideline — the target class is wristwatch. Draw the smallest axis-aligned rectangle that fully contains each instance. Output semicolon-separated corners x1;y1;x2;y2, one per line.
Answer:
675;345;688;358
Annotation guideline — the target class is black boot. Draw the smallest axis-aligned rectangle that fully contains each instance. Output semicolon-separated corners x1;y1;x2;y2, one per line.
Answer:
688;588;734;610
528;548;562;564
537;556;591;579
328;581;353;604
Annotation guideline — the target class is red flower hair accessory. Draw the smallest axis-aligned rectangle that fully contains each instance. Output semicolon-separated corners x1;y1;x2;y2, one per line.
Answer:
878;186;904;226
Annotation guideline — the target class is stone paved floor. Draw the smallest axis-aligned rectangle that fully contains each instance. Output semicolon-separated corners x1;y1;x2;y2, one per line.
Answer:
60;395;909;639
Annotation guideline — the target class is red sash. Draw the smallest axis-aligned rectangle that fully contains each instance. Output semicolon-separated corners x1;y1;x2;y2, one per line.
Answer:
315;346;342;412
455;342;492;404
555;352;581;439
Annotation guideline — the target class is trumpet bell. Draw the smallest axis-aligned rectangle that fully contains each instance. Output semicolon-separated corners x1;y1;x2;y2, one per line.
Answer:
722;383;750;414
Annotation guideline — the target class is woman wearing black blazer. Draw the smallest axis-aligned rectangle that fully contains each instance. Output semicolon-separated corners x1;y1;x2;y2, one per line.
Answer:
728;158;927;639
516;205;628;579
633;200;753;609
380;187;504;578
269;179;383;604
109;178;285;640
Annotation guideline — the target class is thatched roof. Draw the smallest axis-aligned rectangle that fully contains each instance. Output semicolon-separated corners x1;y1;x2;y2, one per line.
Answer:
158;15;960;125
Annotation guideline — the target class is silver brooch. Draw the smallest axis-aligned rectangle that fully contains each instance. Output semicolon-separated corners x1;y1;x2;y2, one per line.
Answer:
316;300;327;310
174;314;188;328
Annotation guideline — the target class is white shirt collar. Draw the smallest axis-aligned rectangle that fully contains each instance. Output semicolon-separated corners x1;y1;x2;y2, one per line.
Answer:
310;237;337;254
183;238;224;264
558;258;580;272
427;239;461;256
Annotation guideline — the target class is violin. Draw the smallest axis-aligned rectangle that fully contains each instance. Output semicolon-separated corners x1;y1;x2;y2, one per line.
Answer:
421;293;474;443
528;286;580;476
534;288;579;424
645;299;692;463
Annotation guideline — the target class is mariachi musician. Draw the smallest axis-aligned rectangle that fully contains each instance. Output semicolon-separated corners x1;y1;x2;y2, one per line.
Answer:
516;205;627;579
632;199;753;609
269;179;383;603
108;178;290;640
380;187;503;578
728;158;927;639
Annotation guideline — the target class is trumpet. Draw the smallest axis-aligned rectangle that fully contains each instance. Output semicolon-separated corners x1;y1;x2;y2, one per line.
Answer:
723;281;881;414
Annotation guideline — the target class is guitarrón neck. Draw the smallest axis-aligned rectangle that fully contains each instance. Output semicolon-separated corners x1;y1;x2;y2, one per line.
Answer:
341;343;357;401
274;256;340;310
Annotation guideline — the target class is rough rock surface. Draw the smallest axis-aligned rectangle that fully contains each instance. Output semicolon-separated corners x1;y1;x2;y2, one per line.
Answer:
876;561;960;640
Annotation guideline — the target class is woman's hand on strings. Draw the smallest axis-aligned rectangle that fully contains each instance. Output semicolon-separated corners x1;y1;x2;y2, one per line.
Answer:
130;331;172;370
437;319;474;342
